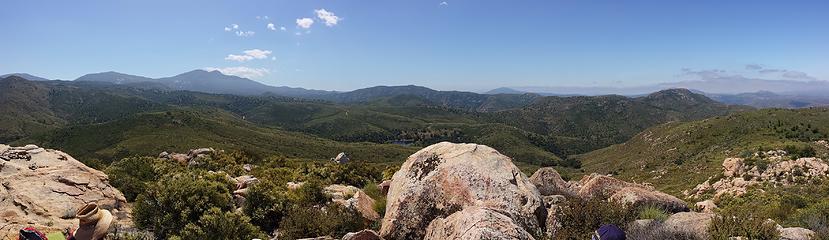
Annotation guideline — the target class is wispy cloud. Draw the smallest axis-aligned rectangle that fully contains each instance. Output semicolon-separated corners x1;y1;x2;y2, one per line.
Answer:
314;9;340;27
224;24;254;37
440;1;449;6
744;64;817;80
225;49;272;62
782;71;817;80
203;67;270;78
680;68;728;79
267;23;276;31
296;18;314;29
235;31;255;37
224;24;239;32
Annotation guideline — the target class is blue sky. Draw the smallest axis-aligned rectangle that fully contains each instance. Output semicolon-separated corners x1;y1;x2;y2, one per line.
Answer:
1;0;827;91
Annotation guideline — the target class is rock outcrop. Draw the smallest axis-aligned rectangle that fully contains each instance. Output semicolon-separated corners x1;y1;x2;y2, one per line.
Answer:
572;174;688;213
159;147;215;166
424;207;536;240
529;167;573;197
0;144;130;238
687;151;829;198
379;142;545;239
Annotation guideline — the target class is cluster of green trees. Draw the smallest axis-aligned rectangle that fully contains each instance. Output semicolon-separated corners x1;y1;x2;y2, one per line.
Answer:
107;150;392;239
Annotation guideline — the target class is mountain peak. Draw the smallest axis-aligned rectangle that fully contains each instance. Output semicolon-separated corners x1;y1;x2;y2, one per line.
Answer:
0;73;49;81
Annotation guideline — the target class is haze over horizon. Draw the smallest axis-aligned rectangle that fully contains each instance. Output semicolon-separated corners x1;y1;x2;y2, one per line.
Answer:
2;0;828;92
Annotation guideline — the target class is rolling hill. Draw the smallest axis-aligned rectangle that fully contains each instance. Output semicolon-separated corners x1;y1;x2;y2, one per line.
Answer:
489;89;751;155
577;108;829;194
1;76;749;171
16;108;418;167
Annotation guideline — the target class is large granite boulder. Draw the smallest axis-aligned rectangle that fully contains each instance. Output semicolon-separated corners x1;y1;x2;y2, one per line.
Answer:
424;207;535;240
574;174;688;213
0;144;131;238
529;167;573;197
379;142;545;239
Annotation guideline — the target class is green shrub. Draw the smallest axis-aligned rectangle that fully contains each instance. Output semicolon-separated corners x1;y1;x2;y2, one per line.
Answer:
707;211;780;240
243;180;291;232
133;172;234;239
784;144;816;158
554;198;635;240
277;204;367;240
637;205;669;222
106;157;159;201
288;180;328;207
179;207;266;240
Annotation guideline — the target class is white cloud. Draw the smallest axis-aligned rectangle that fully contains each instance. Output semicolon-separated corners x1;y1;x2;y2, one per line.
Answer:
314;9;340;27
280;26;287;31
225;49;272;62
296;18;314;29
440;1;449;6
203;67;270;78
267;23;276;31
256;16;269;20
224;24;239;31
235;31;255;37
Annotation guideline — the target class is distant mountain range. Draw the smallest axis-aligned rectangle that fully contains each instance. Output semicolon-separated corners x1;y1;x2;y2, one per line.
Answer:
487;77;829;108
5;70;828;109
496;77;829;96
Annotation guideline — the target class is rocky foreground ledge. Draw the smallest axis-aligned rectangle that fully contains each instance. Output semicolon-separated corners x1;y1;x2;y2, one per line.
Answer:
0;142;818;239
0;144;131;238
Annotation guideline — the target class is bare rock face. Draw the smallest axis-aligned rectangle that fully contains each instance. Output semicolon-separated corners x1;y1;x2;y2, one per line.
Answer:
424;207;536;240
574;174;688;212
0;144;130;238
379;142;545;240
662;212;714;240
529;167;573;197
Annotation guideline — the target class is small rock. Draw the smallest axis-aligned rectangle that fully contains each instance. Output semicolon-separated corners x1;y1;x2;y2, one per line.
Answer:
378;180;391;195
331;152;350;164
662;212;714;240
542;195;567;208
780;227;814;240
341;229;381;240
243;164;254;172
529;167;573;197
287;181;304;190
695;200;717;213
